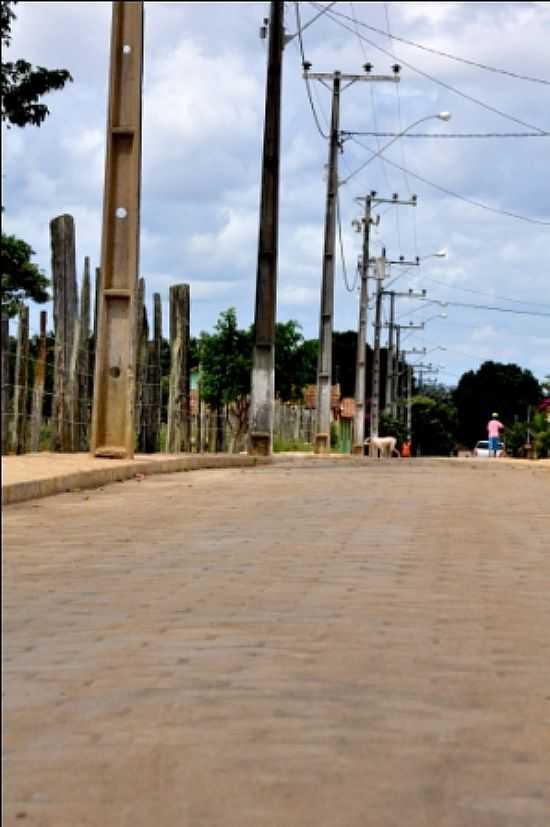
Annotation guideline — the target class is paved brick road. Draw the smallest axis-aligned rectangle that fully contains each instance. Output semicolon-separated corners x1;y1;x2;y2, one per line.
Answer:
3;458;550;826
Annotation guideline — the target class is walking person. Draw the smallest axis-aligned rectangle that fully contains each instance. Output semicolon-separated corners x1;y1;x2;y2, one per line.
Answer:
487;412;504;457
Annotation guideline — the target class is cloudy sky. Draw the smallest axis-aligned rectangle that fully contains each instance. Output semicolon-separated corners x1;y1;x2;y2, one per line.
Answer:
3;1;549;385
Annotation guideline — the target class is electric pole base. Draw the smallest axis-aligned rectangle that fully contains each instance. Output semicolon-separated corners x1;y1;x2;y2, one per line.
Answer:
351;443;364;456
314;433;330;454
248;432;271;456
94;446;131;460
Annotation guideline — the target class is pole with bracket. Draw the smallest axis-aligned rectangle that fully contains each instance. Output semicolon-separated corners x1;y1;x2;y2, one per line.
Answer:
91;1;144;459
249;0;284;456
307;67;400;454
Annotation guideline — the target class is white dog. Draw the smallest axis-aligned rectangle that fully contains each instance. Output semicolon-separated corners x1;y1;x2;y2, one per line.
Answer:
364;435;401;458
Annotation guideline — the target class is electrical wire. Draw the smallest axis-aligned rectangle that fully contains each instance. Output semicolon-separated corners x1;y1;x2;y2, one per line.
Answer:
308;4;550;86
295;2;329;139
384;2;412;196
416;276;550;309
400;296;550;317
348;136;550;226
349;1;392;190
346;131;550;138
433;299;550;317
309;2;549;135
336;191;358;292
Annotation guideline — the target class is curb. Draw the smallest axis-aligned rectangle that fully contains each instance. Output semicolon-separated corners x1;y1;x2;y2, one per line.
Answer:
2;454;272;506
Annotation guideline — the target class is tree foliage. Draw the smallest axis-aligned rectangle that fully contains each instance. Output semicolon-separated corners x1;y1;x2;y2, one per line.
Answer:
1;232;50;316
198;308;251;409
275;321;317;401
453;361;542;448
1;1;72;128
411;386;458;456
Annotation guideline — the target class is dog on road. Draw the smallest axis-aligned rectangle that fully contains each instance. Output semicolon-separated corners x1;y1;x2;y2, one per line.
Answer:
364;435;401;458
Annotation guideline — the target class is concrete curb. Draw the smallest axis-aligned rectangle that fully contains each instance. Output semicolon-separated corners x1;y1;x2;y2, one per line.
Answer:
2;454;272;506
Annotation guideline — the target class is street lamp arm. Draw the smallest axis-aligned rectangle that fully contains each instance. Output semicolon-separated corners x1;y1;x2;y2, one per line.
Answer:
340;113;451;187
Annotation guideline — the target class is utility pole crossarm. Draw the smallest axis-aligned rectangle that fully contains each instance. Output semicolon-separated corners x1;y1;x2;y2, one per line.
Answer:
305;73;399;83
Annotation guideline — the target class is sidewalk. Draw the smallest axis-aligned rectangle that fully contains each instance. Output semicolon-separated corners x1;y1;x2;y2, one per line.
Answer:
2;451;548;507
1;451;272;506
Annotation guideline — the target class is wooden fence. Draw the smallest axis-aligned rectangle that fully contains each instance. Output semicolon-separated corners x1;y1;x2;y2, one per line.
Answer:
2;214;340;457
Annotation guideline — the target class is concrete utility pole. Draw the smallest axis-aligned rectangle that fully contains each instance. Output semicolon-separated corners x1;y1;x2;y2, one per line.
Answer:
396;342;425;421
383;287;426;417
406;365;413;440
315;71;341;454
392;324;401;420
91;1;144;459
350;192;414;447
370;254;386;442
370;254;422;440
248;0;284;457
352;195;373;453
308;70;399;453
384;291;396;418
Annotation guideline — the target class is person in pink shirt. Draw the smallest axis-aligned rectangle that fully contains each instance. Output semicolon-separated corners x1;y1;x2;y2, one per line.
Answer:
487;412;504;457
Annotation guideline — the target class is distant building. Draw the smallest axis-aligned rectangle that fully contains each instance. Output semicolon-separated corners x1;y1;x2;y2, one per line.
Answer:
537;397;550;422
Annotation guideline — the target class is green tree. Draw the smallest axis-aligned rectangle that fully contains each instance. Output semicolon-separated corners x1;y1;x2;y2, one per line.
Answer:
1;1;72;128
379;412;407;450
1;232;49;317
412;388;458;456
199;308;252;451
2;1;73;315
275;320;317;401
453;361;542;448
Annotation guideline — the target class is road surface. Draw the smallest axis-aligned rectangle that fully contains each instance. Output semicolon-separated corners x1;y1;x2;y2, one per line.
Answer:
3;457;550;826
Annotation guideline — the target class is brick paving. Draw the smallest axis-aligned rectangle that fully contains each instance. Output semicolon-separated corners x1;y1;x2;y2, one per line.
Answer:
3;458;550;826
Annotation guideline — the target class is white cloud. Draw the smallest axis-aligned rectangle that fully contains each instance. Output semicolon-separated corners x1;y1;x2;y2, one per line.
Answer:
2;0;549;382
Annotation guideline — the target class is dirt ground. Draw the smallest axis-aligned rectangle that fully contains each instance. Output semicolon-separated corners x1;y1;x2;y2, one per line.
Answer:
3;457;550;826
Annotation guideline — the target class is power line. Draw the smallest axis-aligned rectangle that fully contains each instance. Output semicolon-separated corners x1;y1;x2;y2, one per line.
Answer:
349;136;550;226
336;192;357;292
417;276;550;309
309;2;549;135
308;3;550;86
346;131;549;138
294;2;329;139
349;1;392;190
384;2;412;198
414;298;550;317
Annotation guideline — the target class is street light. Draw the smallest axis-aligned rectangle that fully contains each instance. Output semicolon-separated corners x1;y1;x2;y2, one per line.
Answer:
340;112;452;186
421;313;447;325
420;248;448;261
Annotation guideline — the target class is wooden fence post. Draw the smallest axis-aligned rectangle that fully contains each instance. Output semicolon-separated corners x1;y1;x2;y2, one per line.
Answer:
50;214;78;451
67;317;81;451
30;311;48;452
135;278;148;451
11;304;29;454
1;313;10;454
77;258;91;450
149;292;162;452
166;284;190;453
